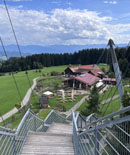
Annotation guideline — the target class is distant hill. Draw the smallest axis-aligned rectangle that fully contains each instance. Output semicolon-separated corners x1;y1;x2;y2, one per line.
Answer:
0;44;127;60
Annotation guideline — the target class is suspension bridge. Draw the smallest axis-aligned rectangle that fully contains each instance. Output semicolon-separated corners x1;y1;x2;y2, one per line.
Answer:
1;37;130;154
0;0;130;154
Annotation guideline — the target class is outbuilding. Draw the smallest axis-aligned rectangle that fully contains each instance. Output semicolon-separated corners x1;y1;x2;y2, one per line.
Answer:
39;96;49;108
103;78;116;85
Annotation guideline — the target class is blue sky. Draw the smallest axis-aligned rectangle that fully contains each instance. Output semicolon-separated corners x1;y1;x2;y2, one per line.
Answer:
0;0;130;45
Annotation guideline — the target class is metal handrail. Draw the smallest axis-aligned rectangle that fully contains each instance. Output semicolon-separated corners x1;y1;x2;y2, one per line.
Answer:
15;109;30;135
90;105;130;125
72;109;130;155
0;108;69;155
0;126;14;133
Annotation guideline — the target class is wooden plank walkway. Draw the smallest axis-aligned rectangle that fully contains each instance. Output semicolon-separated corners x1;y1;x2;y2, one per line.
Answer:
21;123;74;155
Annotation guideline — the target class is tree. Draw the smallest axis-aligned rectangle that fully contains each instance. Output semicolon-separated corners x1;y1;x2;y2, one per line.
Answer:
81;85;100;116
108;72;115;78
122;91;130;115
122;91;130;107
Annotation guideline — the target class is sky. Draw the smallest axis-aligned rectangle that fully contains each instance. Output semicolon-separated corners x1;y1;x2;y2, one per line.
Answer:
0;0;130;46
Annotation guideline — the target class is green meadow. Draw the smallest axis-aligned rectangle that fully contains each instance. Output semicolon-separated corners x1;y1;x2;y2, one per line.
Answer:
0;65;67;115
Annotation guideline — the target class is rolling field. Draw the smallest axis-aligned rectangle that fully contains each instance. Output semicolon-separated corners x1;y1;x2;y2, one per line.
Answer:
0;65;67;115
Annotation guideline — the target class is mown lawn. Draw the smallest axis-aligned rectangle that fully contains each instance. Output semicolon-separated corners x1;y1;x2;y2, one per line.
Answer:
77;97;121;117
0;65;67;115
77;101;87;112
98;64;109;71
100;98;121;116
0;111;24;129
37;76;63;91
99;86;118;101
77;87;118;112
49;94;87;111
38;109;51;120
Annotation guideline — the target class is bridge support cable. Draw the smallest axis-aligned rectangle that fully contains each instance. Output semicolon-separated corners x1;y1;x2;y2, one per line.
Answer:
99;46;121;114
92;44;119;116
0;37;23;106
99;48;114;111
3;0;37;105
102;40;130;116
108;39;124;102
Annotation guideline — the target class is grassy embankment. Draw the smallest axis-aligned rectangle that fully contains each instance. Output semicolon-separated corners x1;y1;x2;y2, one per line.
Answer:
77;87;119;115
0;65;67;115
98;64;109;71
0;65;87;128
77;86;130;116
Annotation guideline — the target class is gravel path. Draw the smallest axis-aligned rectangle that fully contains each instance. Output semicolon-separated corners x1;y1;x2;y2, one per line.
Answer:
61;96;88;116
0;77;39;122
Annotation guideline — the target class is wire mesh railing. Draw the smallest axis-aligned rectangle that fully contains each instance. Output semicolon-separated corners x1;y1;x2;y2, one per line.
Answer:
0;126;14;133
0;108;69;155
72;105;130;155
44;109;70;125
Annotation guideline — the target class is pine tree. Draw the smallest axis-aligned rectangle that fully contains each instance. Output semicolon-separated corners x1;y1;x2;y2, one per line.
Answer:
81;85;100;116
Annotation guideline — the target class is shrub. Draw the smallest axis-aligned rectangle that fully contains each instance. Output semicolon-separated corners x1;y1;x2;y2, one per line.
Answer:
50;71;60;76
0;73;5;76
15;102;21;109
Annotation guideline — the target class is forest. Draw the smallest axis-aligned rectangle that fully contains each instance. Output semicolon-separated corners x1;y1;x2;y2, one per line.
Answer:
0;47;130;77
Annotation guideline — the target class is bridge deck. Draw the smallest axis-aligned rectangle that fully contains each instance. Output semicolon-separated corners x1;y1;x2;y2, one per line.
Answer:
21;123;74;155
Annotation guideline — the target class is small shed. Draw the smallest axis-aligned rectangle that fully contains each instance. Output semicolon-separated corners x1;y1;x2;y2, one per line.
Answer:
39;96;49;108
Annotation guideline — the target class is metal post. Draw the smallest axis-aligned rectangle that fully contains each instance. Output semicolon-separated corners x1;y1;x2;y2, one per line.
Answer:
12;136;16;155
108;39;123;104
81;117;82;128
24;119;27;138
95;124;99;155
34;116;36;131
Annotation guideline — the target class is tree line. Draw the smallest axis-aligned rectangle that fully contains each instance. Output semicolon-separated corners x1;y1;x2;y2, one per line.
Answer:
0;47;130;77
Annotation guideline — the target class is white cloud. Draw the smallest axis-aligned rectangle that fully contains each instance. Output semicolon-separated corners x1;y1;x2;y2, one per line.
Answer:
104;1;117;4
0;5;129;46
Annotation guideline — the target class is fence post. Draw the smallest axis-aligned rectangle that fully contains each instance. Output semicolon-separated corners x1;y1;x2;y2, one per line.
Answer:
95;124;99;155
12;136;16;155
34;116;36;131
24;119;27;138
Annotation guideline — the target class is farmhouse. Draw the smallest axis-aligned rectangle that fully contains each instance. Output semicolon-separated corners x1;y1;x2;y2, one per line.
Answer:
64;65;104;78
64;73;100;89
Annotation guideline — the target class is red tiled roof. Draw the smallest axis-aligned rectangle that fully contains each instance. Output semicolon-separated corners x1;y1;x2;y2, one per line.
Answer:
78;65;96;70
103;78;116;82
69;65;104;76
69;67;79;73
69;65;96;72
73;73;100;86
90;69;104;77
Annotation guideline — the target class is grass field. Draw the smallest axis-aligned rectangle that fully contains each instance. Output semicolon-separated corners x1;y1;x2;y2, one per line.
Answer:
37;76;63;92
49;94;87;111
100;98;121;116
0;65;67;115
38;109;51;120
77;97;121;116
99;86;118;101
98;64;109;71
